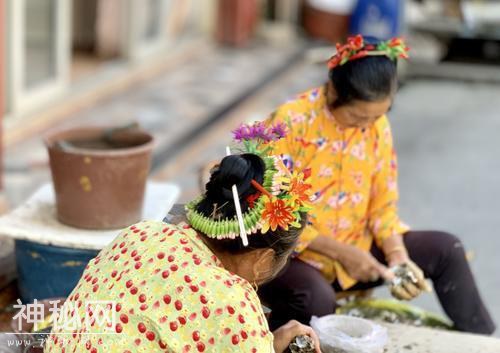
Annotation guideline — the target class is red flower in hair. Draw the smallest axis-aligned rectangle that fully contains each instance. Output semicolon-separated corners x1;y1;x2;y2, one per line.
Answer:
261;197;295;232
246;192;261;208
350;34;364;50
328;35;365;69
327;35;409;70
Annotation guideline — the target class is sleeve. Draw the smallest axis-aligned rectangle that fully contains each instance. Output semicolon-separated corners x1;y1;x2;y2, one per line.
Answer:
368;116;410;248
264;103;321;254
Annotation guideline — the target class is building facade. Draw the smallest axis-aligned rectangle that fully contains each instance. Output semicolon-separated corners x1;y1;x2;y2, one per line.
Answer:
2;0;213;122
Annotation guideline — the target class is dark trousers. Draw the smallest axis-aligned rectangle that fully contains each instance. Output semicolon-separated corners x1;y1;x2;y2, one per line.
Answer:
259;231;496;334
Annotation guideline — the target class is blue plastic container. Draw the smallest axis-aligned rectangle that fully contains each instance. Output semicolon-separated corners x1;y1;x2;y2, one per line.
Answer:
349;0;403;40
15;240;99;303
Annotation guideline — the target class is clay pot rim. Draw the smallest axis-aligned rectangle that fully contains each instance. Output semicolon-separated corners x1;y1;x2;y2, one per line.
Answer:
44;124;155;157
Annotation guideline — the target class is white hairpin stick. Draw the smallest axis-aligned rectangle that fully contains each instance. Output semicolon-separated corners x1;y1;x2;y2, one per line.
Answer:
226;146;249;247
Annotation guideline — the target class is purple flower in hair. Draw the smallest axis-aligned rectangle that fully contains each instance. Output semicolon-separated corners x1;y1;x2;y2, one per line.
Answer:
232;122;288;147
251;122;270;141
271;123;287;140
232;124;250;142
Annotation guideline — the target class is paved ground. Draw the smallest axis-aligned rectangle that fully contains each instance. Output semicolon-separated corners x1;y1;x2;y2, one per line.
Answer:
2;41;500;341
382;323;500;352
3;40;304;207
379;79;500;331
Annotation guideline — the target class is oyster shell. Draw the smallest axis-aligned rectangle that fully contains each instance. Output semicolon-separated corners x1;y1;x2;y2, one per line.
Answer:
288;335;316;353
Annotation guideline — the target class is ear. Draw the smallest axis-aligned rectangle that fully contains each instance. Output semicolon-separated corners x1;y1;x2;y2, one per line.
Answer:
251;248;275;282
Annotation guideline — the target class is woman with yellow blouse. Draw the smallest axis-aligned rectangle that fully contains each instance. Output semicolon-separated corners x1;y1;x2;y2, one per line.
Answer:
258;36;495;334
46;145;321;352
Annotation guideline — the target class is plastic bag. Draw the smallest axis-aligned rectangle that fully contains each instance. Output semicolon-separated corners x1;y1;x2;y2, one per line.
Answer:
310;315;388;353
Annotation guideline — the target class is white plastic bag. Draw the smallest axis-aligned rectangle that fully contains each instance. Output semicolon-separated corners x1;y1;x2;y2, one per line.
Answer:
310;315;388;353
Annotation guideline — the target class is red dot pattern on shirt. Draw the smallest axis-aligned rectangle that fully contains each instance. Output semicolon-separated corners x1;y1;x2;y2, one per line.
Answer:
45;221;271;353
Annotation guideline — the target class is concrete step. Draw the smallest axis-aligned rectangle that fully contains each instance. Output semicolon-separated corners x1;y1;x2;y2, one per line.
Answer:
384;323;500;353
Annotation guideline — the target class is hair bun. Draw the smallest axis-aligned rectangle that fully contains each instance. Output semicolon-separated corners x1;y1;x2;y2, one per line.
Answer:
199;154;265;218
213;154;264;200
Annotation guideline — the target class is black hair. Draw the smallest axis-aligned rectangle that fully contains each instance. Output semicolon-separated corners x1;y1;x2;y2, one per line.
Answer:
328;55;398;108
195;154;305;260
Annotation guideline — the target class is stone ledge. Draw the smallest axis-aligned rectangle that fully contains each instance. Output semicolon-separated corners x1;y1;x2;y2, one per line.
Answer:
383;323;500;353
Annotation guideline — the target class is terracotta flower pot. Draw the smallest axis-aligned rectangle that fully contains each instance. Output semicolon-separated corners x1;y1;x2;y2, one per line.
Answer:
216;0;259;46
45;125;154;230
302;1;350;44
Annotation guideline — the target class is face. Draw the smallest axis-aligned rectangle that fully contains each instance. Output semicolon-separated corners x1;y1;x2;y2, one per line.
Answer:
331;98;392;129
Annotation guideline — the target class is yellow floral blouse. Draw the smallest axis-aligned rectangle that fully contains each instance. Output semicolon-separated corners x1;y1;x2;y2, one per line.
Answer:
265;85;409;289
46;221;274;353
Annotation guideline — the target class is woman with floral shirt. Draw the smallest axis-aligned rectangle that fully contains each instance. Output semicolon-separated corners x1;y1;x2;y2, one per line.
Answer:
46;148;321;353
258;35;495;334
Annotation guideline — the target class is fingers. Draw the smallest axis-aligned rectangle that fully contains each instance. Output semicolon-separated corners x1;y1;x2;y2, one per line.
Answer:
360;271;380;283
376;263;395;282
361;266;380;282
361;264;392;283
401;281;420;298
419;279;433;292
407;261;432;292
391;279;421;300
302;326;322;353
389;261;433;301
369;272;380;282
272;322;296;353
390;284;413;301
363;258;391;283
415;275;432;292
283;321;322;353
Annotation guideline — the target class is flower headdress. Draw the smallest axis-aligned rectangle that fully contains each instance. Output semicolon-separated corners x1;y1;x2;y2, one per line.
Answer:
327;35;409;70
186;122;313;246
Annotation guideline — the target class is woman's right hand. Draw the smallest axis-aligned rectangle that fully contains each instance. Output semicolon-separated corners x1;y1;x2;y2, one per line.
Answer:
272;320;321;353
309;236;393;283
337;243;394;283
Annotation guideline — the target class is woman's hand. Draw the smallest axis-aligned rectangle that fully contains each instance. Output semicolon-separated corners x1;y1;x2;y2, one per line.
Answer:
382;234;431;300
309;236;393;283
273;320;322;353
389;260;432;300
337;243;394;283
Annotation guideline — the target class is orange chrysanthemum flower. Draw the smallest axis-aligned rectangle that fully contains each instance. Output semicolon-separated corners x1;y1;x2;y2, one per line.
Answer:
289;176;312;207
261;197;295;232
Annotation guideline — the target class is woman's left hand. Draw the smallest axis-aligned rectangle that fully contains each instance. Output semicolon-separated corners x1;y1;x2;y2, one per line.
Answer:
272;320;322;353
389;259;432;301
382;236;431;300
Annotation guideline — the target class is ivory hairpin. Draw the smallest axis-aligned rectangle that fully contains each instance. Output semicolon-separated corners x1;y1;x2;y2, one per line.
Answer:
226;146;249;246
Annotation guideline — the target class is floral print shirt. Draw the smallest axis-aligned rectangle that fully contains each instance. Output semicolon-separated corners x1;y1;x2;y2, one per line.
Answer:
46;221;274;353
266;85;409;289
